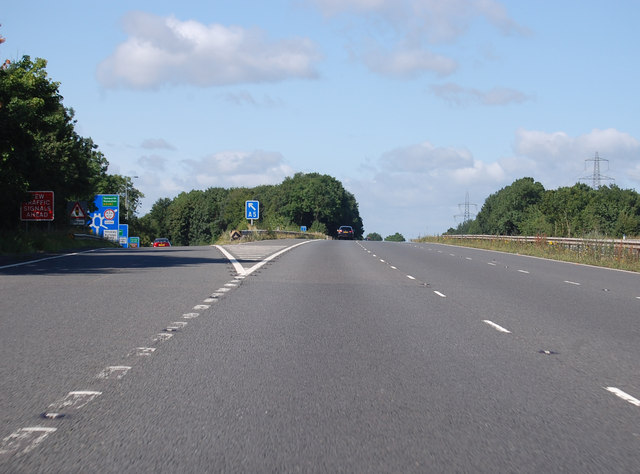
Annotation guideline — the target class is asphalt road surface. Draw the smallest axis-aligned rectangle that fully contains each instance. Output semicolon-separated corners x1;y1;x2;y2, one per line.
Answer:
1;240;639;472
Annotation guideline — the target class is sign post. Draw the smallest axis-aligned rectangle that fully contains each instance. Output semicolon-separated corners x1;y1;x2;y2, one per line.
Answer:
245;200;259;226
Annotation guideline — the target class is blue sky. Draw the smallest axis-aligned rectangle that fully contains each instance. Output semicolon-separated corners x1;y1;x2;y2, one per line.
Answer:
3;1;639;237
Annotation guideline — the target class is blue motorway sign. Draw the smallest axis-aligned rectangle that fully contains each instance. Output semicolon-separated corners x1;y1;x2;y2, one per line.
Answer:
88;194;120;242
245;200;259;220
119;224;129;248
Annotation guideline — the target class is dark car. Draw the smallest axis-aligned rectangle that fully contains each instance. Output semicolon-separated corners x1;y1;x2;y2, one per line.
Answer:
153;238;171;247
337;226;354;240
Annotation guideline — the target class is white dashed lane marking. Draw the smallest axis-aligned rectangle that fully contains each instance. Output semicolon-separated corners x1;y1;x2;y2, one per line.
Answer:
482;320;511;333
434;291;446;298
605;387;640;407
48;391;102;412
1;246;264;460
0;427;57;457
133;347;156;357
564;280;581;286
96;366;131;380
152;333;173;343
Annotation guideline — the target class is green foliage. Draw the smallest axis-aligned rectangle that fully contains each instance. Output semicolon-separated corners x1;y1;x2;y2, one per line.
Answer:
95;174;144;223
366;232;383;241
135;173;363;246
475;177;545;236
274;173;363;238
0;56;111;229
449;178;640;238
385;232;405;242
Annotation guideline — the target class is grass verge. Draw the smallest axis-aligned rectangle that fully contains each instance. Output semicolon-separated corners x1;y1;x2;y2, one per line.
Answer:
416;235;640;273
0;229;119;260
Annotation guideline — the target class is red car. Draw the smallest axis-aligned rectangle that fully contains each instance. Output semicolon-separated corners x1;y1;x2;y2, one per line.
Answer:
153;238;171;247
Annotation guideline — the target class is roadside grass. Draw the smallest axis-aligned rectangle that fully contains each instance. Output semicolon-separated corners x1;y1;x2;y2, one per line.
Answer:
416;236;640;273
0;229;118;259
216;228;326;245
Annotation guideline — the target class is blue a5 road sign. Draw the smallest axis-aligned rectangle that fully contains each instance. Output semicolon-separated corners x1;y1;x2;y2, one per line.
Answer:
245;200;259;220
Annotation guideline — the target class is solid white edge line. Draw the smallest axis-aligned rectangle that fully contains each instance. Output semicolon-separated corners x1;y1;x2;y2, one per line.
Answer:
244;240;314;276
0;249;98;270
482;320;511;333
215;240;314;277
214;245;246;275
605;387;640;407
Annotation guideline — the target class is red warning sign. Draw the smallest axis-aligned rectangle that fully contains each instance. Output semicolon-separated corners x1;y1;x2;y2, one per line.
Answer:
20;191;54;221
70;202;85;218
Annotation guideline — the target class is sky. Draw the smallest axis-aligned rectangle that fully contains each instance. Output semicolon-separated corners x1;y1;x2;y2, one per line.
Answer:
2;1;640;238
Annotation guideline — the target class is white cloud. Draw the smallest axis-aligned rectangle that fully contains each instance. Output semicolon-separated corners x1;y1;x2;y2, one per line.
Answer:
222;91;284;108
363;45;457;78
430;82;533;106
350;128;640;237
141;138;176;150
380;141;474;172
182;150;294;188
309;0;526;78
350;139;506;237
513;128;640;188
138;154;168;171
97;12;321;89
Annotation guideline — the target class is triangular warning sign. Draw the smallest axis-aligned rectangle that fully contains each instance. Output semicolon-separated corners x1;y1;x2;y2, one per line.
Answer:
70;202;85;218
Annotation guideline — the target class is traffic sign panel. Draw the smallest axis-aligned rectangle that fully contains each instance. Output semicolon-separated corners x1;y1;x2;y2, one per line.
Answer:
245;200;259;220
20;191;54;221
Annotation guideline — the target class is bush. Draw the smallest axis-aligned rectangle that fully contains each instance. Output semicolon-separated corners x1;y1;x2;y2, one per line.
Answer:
385;233;406;242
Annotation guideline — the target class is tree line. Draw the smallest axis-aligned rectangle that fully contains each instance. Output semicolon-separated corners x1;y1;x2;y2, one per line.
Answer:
0;56;143;231
1;55;363;244
135;172;364;246
447;177;640;238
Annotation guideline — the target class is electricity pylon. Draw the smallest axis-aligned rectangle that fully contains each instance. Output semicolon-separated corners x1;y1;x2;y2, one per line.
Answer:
455;191;477;223
581;152;614;189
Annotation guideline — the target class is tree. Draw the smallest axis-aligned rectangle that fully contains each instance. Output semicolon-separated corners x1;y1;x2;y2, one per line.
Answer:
366;232;383;241
0;56;109;229
475;177;545;235
385;233;405;242
275;173;363;238
95;174;144;223
134;173;364;246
